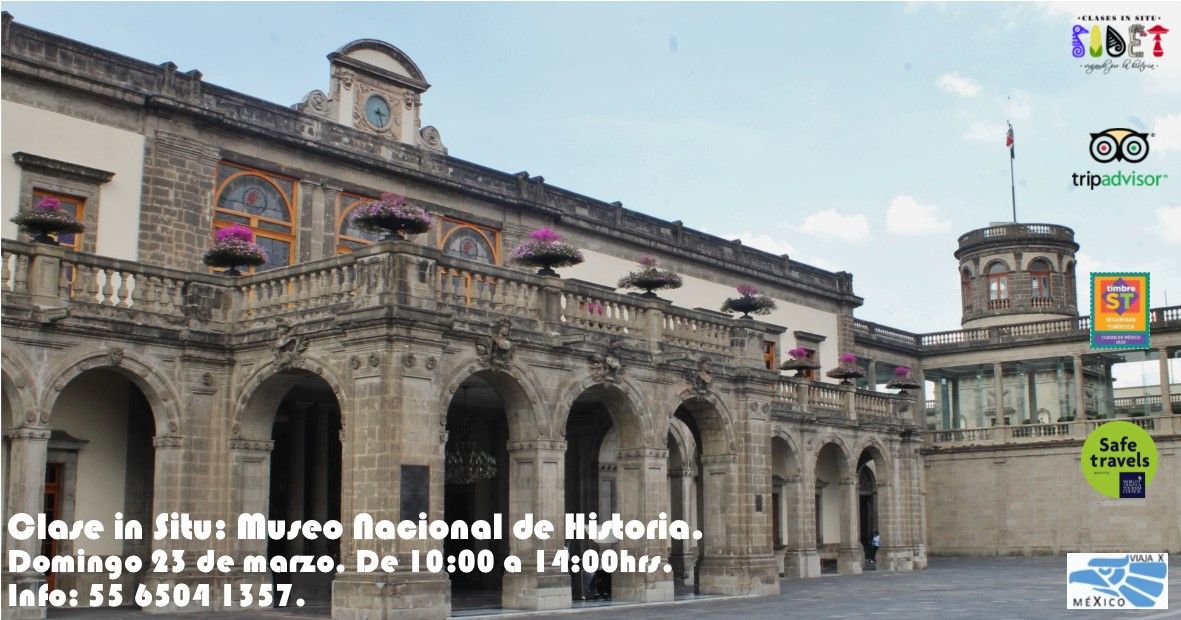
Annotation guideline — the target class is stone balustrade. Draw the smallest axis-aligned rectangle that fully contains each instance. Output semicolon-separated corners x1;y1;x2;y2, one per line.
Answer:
925;414;1181;447
773;377;910;422
854;305;1181;354
2;238;750;361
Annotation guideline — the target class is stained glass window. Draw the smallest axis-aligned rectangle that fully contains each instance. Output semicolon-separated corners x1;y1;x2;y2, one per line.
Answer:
213;162;296;271
439;218;499;265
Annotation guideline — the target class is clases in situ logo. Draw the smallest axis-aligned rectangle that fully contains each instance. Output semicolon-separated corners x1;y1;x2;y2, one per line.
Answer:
1073;15;1168;74
1068;553;1169;609
1073;129;1168;190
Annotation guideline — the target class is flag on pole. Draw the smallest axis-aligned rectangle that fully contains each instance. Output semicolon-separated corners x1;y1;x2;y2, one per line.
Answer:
1006;122;1015;159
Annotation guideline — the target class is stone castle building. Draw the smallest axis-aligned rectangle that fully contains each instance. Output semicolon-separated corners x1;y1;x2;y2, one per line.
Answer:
0;13;1177;620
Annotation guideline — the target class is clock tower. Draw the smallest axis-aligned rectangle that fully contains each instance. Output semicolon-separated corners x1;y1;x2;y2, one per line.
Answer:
293;38;447;153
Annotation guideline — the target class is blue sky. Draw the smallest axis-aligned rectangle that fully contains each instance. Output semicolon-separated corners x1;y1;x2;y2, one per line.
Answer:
7;2;1179;332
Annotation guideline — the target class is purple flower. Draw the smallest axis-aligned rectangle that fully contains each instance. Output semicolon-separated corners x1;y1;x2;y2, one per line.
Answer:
788;347;810;359
35;197;61;211
838;353;858;365
638;256;658;268
379;192;407;205
215;225;255;243
736;284;760;297
894;366;912;377
528;228;563;243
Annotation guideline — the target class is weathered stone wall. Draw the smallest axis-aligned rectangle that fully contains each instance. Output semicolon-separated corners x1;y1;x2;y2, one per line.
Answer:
924;439;1181;555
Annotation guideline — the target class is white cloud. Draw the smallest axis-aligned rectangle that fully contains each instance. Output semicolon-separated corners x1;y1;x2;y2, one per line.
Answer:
799;209;871;242
1151;113;1181;155
724;231;838;271
1153;206;1181;243
886;195;952;235
962;121;1007;143
936;72;981;97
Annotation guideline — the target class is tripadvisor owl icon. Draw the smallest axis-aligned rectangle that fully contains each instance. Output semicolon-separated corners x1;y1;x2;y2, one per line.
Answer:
1081;420;1158;499
1072;128;1169;190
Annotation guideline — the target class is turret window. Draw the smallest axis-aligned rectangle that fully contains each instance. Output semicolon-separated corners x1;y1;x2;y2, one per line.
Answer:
987;262;1009;308
1030;259;1052;300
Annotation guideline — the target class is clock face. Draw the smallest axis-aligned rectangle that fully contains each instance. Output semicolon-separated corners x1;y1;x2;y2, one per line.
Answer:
365;95;391;129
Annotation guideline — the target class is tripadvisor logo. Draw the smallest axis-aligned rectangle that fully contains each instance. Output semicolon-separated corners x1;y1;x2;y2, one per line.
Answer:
1081;420;1158;498
1072;128;1168;190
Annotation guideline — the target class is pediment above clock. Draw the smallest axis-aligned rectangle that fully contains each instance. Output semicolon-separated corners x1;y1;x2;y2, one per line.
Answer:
329;39;429;93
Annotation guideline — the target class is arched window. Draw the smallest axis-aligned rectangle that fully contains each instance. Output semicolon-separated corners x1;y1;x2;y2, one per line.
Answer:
987;262;1009;306
1029;258;1052;299
961;268;972;308
439;217;499;265
336;193;384;253
213;163;296;271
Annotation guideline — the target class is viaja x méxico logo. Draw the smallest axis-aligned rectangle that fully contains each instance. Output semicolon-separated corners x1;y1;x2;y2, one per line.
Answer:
1073;129;1168;190
1067;553;1168;609
1072;14;1168;74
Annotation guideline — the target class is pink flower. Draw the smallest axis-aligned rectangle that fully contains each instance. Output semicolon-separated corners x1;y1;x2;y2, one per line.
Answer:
216;225;255;243
838;353;858;365
379;192;407;205
788;347;810;359
639;256;658;268
736;284;760;296
35;197;61;211
528;228;562;243
894;366;911;377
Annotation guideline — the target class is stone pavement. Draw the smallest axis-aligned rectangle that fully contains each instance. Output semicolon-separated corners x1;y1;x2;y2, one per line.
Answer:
48;557;1181;619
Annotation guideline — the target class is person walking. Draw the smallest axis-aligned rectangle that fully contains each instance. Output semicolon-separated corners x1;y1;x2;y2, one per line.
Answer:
869;530;880;564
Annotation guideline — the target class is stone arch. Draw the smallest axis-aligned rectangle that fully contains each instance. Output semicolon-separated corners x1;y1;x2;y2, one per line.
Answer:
985;259;1011;273
1;347;37;428
232;354;349;441
667;417;698;474
438;357;547;442
1025;255;1055;272
854;437;891;472
672;389;737;457
810;434;853;474
39;348;181;436
334;39;428;84
555;372;654;449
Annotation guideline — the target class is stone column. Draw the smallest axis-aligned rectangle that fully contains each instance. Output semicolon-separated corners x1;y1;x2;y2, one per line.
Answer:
696;453;743;595
1102;361;1116;417
835;475;862;575
1160;348;1173;414
1026;369;1038;423
502;440;570;611
139;435;198;613
224;439;275;606
874;479;896;570
993;363;1005;425
2;426;50;620
1073;355;1087;418
614;448;674;603
781;474;819;577
866;360;878;391
667;466;698;585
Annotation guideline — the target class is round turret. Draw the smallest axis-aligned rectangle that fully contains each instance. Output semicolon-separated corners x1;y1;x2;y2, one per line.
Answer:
955;223;1080;328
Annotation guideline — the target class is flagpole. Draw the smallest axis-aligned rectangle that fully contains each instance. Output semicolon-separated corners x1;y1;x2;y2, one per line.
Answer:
1008;96;1017;223
1009;143;1017;223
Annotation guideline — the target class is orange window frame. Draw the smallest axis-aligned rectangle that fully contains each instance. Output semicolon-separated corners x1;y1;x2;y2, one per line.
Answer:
437;217;501;265
1030;262;1052;298
335;192;382;254
212;164;297;271
31;189;85;251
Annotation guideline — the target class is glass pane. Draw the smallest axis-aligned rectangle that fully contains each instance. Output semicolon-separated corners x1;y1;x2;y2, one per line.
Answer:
444;227;495;264
216;212;250;225
256;237;290;271
218;175;289;222
340;201;383;242
257;220;291;233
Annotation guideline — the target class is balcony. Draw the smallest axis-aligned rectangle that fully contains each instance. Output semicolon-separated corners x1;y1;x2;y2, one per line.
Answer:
854;307;1181;354
925;414;1181;448
1;239;912;426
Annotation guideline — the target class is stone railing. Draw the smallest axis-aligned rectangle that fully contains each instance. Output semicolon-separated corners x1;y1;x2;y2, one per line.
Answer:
926;414;1181;447
956;223;1076;248
1;239;758;361
854;305;1181;354
774;377;908;421
3;240;228;325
